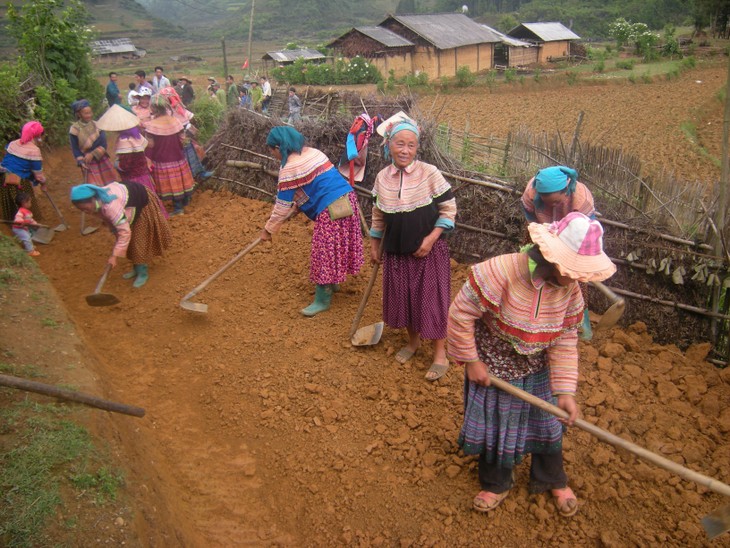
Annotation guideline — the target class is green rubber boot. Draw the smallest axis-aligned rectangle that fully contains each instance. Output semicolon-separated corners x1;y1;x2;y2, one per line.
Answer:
579;309;593;341
301;284;332;317
132;264;149;288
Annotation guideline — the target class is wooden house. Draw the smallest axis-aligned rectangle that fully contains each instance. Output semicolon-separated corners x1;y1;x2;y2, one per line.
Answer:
487;27;538;67
507;22;580;64
261;48;326;71
378;13;501;79
327;26;415;79
91;38;145;63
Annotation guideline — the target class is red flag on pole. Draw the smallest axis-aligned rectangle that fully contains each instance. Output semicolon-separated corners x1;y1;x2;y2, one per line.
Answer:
242;58;249;69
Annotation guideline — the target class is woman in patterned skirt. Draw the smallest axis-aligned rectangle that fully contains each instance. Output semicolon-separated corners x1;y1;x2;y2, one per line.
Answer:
260;126;364;317
144;95;195;216
69;100;118;185
447;212;616;517
370;113;456;381
70;181;172;288
0;121;46;221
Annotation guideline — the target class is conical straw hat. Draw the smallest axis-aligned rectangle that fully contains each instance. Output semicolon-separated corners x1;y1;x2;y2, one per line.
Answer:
96;104;141;132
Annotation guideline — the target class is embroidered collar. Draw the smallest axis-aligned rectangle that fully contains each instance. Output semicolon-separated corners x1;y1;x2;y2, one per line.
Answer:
386;161;416;176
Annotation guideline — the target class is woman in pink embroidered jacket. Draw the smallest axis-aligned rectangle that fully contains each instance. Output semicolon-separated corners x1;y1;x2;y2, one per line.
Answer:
447;212;615;518
0;121;47;221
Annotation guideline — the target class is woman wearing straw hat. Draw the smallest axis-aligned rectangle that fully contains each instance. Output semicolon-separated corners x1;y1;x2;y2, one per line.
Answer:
0;121;46;221
260;126;364;316
69;181;172;288
144;94;196;216
447;212;616;518
69;99;118;185
370;112;456;381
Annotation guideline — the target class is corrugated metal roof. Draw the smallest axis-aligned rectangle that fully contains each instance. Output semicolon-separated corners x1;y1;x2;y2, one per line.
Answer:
262;48;326;62
356;26;414;47
384;13;502;49
486;26;533;48
91;38;137;56
509;22;580;42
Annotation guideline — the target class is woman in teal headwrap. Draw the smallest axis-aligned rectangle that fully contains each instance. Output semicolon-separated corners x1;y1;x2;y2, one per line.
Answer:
520;165;597;340
521;165;595;224
70;181;172;288
259;126;364;316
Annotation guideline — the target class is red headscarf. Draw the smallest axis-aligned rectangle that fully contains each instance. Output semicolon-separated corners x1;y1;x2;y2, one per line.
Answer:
20;121;44;144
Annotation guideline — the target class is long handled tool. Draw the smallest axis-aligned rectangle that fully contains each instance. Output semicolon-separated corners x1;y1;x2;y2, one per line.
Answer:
591;281;626;330
42;188;69;232
489;374;730;539
0;373;144;417
0;220;54;244
180;237;263;313
349;235;385;346
180;211;298;313
85;263;120;307
79;168;98;236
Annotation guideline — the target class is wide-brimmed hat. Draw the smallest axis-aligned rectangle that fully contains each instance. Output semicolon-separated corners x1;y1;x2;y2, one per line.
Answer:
132;87;152;97
207;76;217;83
178;76;192;83
528;212;616;283
376;110;417;137
96;104;141;132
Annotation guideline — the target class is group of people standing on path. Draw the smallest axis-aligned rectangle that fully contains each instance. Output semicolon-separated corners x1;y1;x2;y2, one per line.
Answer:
258;113;614;520
1;101;614;519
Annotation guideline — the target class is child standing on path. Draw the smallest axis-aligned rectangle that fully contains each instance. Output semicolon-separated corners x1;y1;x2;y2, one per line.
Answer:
12;193;40;256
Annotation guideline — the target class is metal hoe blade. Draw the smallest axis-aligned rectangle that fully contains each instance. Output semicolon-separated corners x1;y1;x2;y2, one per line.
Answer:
350;321;384;346
595;298;626;330
85;293;120;307
180;300;208;313
702;503;730;540
52;223;68;232
31;227;55;245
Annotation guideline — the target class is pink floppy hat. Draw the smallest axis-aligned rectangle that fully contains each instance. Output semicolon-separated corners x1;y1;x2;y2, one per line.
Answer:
527;212;616;283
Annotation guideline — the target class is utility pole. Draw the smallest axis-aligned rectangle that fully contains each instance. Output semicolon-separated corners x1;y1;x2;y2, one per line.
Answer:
246;0;255;79
222;37;228;80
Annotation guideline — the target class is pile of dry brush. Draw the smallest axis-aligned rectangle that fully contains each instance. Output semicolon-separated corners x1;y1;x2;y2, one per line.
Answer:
201;91;726;354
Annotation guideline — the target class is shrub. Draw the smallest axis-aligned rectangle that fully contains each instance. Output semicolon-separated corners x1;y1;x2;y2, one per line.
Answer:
566;71;579;86
615;59;636;70
272;56;381;86
504;67;516;83
628;72;637;84
533;68;542;83
189;97;224;143
641;71;653;84
681;56;696;69
593;60;605;73
484;70;497;92
455;65;475;87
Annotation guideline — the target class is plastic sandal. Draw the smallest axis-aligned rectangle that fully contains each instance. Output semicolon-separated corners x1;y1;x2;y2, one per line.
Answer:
425;361;449;381
552;486;578;517
473;490;509;513
395;346;417;364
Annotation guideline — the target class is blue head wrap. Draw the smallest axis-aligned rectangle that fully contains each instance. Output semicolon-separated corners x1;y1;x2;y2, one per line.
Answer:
70;184;115;204
383;119;419;161
532;166;578;210
266;126;305;167
71;99;90;114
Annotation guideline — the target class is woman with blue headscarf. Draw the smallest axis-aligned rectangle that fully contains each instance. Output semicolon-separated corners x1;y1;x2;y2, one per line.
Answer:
370;113;456;381
260;126;364;316
70;181;172;288
521;165;595;224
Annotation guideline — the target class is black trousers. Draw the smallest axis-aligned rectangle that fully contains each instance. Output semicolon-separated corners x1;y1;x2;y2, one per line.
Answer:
478;451;567;494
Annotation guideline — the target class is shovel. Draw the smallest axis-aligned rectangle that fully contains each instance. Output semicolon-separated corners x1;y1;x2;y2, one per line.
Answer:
180;237;263;313
349;235;385;346
85;264;120;307
488;374;730;539
0;220;54;245
591;281;626;330
42;188;69;232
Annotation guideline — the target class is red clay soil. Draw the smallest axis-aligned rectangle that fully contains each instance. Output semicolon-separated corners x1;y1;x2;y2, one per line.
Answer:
10;137;724;546
430;64;727;183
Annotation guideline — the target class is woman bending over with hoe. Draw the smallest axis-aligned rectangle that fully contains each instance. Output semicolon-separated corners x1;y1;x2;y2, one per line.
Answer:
447;212;615;517
260;126;364;316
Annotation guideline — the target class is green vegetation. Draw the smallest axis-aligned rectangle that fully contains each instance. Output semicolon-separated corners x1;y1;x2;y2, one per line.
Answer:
455;65;476;87
189;97;225;143
272;56;381;86
0;234;33;288
1;0;102;144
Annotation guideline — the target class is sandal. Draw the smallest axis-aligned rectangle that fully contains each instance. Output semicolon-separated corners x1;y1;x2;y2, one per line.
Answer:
473;490;509;513
395;346;418;364
425;361;449;381
551;486;578;517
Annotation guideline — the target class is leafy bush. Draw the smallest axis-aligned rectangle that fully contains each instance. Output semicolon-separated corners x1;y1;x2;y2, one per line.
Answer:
484;70;497;92
681;56;696;69
593;60;605;73
533;68;542;83
400;72;429;87
566;71;579;86
455;65;475;87
272;56;381;86
615;59;636;70
504;67;516;83
189;97;224;143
